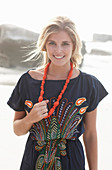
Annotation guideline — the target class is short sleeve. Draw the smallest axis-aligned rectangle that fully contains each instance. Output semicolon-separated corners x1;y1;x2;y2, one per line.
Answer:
7;75;25;111
87;76;108;112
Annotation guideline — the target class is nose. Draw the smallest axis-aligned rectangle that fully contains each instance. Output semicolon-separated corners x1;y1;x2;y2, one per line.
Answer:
55;45;63;54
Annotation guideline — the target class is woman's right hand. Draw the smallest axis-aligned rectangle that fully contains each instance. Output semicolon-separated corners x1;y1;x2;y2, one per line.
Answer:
13;100;49;136
29;100;49;124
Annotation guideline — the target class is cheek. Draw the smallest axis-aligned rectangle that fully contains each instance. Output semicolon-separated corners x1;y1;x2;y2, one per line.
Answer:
64;47;73;54
46;46;54;54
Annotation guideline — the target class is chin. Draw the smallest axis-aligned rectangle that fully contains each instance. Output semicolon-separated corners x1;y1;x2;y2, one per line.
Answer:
51;60;70;67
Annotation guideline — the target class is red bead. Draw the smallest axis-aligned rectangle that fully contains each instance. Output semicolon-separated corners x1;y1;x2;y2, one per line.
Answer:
66;79;69;83
41;84;44;88
58;94;62;100
61;89;64;93
54;101;59;107
70;62;73;68
68;72;72;78
38;96;43;102
42;80;45;85
46;115;50;118
41;88;44;92
43;75;46;79
53;105;56;109
49;108;54;115
41;85;44;89
40;90;44;95
63;86;67;91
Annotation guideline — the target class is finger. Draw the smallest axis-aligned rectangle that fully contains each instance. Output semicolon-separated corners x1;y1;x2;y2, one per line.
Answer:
41;108;48;114
38;100;49;107
42;112;48;118
44;100;49;103
37;105;47;111
40;112;48;118
37;104;48;112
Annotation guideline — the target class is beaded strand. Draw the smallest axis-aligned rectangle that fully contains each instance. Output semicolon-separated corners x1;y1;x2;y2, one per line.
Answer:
38;61;73;118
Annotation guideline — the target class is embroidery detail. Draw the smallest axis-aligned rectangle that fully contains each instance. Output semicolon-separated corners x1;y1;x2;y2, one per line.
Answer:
79;106;88;114
75;97;86;106
29;97;88;170
25;100;33;108
35;141;46;151
35;139;65;170
35;154;45;170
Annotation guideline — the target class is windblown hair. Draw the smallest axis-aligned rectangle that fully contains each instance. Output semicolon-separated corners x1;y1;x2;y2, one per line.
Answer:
30;16;82;67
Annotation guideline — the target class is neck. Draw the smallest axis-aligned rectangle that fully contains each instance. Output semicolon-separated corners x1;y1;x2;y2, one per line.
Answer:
47;62;71;79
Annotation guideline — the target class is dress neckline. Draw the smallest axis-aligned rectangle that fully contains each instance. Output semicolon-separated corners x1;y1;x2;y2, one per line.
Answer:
27;69;81;82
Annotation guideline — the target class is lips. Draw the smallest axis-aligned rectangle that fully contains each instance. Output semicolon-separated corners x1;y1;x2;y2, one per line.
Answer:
53;55;65;59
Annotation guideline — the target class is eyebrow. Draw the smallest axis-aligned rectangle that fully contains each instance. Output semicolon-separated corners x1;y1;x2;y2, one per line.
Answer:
47;40;71;43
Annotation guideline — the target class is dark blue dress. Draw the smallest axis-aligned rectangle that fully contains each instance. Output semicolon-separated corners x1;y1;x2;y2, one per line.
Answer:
7;70;108;170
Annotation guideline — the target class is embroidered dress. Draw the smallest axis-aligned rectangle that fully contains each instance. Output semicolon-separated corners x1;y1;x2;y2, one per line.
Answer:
7;70;108;170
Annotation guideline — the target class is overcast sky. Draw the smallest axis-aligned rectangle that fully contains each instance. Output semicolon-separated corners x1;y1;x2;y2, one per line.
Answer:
0;0;112;40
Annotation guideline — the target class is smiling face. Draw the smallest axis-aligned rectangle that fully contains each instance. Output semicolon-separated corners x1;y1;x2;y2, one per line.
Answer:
45;31;74;66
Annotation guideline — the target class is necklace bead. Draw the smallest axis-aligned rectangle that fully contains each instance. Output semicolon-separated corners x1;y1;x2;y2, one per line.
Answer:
38;61;73;118
54;101;59;107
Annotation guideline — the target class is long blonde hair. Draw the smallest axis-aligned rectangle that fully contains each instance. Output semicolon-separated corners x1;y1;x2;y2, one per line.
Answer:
31;16;82;68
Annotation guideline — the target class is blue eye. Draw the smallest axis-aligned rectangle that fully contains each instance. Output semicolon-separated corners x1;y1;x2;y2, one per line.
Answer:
62;42;69;46
49;41;56;45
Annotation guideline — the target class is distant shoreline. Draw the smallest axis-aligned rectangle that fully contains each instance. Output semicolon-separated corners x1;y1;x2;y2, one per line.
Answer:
0;66;26;86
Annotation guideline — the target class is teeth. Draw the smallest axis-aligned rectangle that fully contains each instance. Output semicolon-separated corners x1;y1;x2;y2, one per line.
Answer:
54;56;64;59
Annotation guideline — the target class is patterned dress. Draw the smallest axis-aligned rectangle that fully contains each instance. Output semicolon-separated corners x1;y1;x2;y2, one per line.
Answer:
7;70;108;170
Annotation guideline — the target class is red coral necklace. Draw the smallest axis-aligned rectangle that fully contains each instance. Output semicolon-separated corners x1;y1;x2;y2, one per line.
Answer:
38;61;73;118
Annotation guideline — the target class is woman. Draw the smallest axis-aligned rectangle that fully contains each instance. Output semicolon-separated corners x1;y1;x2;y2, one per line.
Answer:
7;16;108;170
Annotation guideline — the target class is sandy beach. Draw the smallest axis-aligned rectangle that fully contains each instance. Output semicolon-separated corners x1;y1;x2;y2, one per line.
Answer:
0;54;112;170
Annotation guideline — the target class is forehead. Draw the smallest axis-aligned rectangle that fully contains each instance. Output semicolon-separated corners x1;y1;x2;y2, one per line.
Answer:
47;30;72;42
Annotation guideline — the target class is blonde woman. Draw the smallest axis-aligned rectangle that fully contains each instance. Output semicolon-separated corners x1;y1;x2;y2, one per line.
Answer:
7;16;108;170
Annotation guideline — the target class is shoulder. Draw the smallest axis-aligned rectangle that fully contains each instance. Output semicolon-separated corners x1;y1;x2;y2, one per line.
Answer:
80;71;99;83
18;67;44;82
13;68;44;92
28;68;44;80
80;71;108;96
79;71;103;91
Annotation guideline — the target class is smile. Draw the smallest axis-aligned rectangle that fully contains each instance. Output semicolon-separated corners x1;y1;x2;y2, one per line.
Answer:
53;55;65;59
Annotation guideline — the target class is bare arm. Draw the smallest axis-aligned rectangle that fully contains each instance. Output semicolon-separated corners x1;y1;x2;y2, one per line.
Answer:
13;100;49;136
83;108;98;170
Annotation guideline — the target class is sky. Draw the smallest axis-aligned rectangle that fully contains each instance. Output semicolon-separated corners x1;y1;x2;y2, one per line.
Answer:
0;0;112;41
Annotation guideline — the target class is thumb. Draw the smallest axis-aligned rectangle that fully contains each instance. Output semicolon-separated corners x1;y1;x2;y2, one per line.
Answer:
44;100;49;104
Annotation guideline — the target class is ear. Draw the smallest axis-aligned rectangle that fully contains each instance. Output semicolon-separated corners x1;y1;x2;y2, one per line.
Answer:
73;44;75;51
42;46;46;51
72;46;75;55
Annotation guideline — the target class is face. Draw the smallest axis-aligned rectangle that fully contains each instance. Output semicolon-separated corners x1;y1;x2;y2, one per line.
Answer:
45;30;74;66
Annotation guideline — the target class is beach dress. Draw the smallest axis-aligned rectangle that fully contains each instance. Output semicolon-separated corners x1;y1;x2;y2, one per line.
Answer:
7;70;108;170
